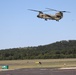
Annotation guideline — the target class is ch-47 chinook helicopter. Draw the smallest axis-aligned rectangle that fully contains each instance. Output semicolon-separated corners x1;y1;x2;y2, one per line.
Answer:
28;8;70;21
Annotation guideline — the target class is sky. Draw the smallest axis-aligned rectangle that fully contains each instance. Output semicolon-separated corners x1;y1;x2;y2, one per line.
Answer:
0;0;76;49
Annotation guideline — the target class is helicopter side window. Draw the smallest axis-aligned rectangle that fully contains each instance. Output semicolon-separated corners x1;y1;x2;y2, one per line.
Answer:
56;15;61;18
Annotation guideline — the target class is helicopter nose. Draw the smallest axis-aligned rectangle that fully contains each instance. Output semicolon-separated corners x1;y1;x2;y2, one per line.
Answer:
37;15;39;18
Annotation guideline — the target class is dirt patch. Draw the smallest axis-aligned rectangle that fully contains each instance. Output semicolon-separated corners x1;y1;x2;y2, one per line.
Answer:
60;67;76;69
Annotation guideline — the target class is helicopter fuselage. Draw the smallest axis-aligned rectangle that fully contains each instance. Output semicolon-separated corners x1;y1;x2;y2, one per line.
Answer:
37;13;51;20
28;8;70;21
37;12;63;21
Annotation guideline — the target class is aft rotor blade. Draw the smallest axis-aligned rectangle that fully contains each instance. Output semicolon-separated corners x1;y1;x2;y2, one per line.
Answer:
46;8;59;12
46;8;70;13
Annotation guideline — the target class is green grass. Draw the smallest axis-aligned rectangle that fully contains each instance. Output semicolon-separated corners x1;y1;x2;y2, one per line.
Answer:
0;59;76;69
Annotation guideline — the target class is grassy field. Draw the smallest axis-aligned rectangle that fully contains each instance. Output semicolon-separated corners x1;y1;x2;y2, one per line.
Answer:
0;59;76;69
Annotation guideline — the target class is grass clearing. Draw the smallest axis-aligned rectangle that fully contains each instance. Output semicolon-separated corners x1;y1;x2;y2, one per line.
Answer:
0;59;76;69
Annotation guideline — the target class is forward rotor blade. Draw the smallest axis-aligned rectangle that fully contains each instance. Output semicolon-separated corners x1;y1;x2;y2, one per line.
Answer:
28;9;40;12
61;11;70;13
28;9;50;12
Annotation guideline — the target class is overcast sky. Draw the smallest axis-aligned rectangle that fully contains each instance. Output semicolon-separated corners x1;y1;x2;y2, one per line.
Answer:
0;0;76;49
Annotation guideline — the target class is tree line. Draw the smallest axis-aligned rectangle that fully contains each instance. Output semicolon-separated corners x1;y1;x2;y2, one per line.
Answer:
0;40;76;60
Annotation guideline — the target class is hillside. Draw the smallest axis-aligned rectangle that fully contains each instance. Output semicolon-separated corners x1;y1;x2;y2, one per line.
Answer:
0;40;76;60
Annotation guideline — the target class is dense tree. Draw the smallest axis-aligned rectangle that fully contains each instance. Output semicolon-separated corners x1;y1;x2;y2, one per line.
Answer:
0;40;76;60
